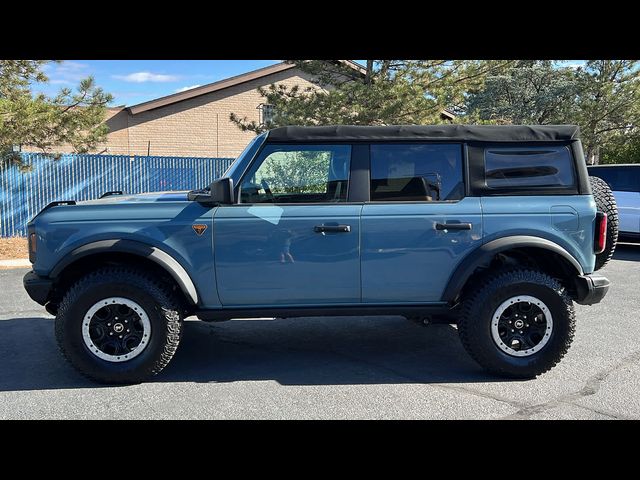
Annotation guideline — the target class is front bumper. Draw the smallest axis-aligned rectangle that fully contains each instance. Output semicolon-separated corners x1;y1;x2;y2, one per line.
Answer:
23;271;53;306
575;273;610;305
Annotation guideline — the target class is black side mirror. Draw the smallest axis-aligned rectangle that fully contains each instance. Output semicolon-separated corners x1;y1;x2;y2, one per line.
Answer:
188;177;234;205
210;177;234;204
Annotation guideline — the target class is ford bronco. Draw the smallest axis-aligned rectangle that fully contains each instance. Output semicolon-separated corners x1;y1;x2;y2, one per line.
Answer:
23;125;616;383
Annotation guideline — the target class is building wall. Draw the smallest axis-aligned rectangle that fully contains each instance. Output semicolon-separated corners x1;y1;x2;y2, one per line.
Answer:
100;68;319;158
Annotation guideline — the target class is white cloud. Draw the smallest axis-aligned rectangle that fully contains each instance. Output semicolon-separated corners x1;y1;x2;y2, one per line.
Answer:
43;61;91;84
49;79;73;85
174;84;202;93
113;72;180;83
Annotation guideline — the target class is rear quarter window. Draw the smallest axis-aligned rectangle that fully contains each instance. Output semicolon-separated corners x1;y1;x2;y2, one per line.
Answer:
485;146;575;189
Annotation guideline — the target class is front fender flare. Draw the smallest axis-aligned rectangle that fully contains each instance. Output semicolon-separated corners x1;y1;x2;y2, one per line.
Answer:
50;239;199;305
442;235;584;303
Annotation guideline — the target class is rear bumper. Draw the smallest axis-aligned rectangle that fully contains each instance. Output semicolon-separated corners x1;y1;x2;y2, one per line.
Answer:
23;270;53;306
574;273;610;305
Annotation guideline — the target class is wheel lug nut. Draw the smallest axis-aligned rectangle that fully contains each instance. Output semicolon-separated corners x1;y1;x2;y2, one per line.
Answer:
127;329;130;332
511;329;515;333
107;323;111;326
115;317;118;320
109;332;113;336
525;324;529;327
519;330;523;334
119;335;123;338
125;320;128;323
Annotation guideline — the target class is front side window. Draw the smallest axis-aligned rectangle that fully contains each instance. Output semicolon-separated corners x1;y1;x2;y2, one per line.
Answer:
240;144;351;204
485;146;575;189
370;143;464;202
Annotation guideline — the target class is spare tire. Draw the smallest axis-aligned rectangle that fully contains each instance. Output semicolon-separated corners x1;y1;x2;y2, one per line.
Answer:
589;175;619;270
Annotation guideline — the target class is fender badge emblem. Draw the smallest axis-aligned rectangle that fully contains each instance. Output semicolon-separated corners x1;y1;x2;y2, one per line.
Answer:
192;224;208;236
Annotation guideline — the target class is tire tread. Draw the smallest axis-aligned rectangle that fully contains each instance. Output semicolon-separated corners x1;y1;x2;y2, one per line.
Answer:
458;268;575;378
55;266;182;384
590;175;619;270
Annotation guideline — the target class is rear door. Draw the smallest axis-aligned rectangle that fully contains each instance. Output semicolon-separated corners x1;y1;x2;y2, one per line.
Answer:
361;143;482;303
214;143;362;306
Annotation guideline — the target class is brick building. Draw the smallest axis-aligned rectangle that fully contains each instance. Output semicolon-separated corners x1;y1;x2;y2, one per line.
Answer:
96;61;362;158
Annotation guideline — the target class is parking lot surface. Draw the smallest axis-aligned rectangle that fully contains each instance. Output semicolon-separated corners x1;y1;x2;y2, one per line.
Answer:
1;245;639;419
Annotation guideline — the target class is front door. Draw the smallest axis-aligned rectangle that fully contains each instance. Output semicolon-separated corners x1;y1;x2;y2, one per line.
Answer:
214;143;361;307
361;143;483;303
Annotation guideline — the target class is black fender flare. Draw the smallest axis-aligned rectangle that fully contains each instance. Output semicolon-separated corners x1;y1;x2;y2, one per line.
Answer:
50;239;199;305
442;235;584;303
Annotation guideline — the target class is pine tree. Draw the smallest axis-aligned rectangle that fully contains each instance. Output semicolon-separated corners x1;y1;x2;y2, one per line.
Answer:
1;60;113;171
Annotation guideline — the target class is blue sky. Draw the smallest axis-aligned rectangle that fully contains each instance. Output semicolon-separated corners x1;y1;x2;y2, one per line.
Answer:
35;60;586;108
37;60;282;107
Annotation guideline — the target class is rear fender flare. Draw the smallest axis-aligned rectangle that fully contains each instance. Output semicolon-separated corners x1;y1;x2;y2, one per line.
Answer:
442;235;583;303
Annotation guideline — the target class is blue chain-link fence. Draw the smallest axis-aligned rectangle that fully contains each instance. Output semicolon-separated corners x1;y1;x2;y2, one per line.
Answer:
0;153;234;237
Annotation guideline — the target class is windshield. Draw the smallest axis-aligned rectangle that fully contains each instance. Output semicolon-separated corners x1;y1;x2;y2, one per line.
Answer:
222;133;267;180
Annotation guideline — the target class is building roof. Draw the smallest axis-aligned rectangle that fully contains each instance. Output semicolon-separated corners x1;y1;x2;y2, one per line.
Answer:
267;124;581;143
127;61;365;115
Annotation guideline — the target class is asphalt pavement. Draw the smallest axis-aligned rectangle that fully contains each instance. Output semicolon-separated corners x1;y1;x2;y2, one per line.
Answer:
1;245;639;419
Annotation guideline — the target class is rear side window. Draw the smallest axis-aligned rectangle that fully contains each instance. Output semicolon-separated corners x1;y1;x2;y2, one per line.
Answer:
587;166;640;192
485;146;575;189
370;144;464;202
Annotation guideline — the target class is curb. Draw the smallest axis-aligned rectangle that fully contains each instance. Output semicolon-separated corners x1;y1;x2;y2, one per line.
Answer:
0;259;31;268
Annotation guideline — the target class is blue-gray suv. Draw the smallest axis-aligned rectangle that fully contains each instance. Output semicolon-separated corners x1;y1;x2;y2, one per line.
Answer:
23;125;616;383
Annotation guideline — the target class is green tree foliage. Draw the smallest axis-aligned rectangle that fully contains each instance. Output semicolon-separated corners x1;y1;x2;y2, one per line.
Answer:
465;61;580;124
230;60;513;133
600;133;640;164
467;60;640;164
575;61;640;163
1;60;113;171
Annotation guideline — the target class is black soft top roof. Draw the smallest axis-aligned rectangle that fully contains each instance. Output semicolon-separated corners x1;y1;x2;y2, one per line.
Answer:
267;124;580;143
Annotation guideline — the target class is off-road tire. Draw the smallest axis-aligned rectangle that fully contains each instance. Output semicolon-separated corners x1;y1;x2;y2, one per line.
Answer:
458;269;575;379
590;175;618;270
55;267;182;384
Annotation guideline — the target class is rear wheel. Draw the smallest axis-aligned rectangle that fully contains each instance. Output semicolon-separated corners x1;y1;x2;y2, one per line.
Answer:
590;175;618;270
55;267;183;384
458;269;575;378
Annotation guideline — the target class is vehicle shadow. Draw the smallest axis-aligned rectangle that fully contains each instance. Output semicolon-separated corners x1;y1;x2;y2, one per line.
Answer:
613;243;640;262
0;316;506;392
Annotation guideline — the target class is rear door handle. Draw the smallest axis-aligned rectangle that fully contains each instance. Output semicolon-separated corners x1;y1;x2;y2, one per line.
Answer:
314;224;351;233
435;222;472;231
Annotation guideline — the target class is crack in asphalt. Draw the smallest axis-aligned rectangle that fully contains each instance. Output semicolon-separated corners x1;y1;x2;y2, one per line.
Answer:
213;326;640;419
501;349;640;420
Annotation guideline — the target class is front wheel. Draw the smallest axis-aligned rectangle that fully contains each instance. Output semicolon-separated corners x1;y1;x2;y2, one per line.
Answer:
458;269;575;378
55;267;183;384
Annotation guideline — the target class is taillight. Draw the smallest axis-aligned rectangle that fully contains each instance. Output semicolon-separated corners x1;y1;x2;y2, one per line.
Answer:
28;232;37;263
595;212;607;254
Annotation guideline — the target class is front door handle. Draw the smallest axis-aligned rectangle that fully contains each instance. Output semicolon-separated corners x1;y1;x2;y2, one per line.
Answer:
314;224;351;233
435;222;472;231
